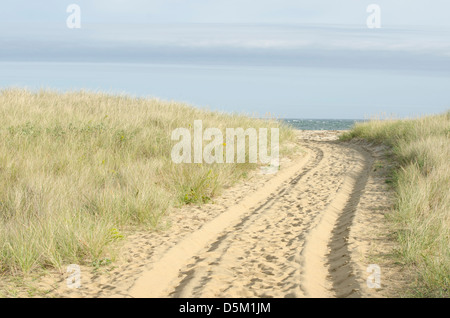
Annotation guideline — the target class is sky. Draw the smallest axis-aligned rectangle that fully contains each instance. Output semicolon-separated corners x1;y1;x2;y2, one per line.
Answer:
0;1;449;118
1;0;450;26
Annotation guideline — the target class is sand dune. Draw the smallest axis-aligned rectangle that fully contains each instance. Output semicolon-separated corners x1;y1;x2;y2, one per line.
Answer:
35;130;397;298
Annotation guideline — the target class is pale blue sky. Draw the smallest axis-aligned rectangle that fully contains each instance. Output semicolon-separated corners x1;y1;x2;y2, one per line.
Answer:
1;0;450;26
0;1;449;118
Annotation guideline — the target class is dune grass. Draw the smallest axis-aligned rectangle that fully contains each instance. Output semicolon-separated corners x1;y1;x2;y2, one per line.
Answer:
341;111;450;297
0;88;295;276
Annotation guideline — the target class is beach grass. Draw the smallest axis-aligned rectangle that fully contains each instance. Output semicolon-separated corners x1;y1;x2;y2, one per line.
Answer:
340;111;450;297
0;88;295;275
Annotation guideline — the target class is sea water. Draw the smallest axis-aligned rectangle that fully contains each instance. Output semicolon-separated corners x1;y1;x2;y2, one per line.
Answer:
283;119;364;130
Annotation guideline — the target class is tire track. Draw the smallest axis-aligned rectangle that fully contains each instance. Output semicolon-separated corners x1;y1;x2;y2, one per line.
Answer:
327;144;374;298
169;145;324;298
128;144;317;297
128;138;373;298
298;142;371;297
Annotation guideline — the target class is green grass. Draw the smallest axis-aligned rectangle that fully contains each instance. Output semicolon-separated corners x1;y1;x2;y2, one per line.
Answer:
0;88;295;276
341;111;450;297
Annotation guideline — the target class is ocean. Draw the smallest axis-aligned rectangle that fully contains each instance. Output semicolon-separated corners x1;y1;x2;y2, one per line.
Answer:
283;119;363;130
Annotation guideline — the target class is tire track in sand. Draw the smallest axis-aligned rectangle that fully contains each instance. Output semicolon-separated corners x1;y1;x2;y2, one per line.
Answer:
128;138;373;298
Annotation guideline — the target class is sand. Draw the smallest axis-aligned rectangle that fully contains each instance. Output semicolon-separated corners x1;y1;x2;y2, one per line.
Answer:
22;130;401;298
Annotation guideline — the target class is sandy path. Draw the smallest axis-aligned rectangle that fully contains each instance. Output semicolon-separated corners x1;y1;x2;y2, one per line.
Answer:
26;131;396;298
127;134;376;298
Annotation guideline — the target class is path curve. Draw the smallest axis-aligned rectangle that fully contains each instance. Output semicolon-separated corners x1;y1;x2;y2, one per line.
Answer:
127;137;375;298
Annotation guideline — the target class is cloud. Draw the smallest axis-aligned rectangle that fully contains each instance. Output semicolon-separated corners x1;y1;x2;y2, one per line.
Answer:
1;23;449;77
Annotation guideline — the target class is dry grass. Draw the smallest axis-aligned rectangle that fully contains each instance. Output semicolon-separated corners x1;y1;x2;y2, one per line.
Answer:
341;111;450;297
0;88;295;276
